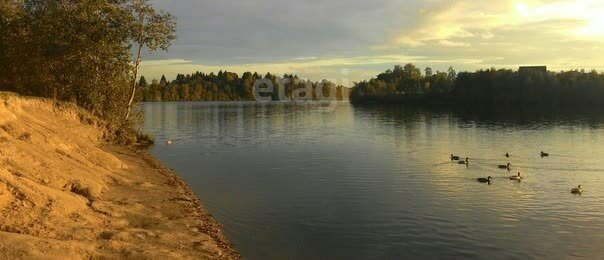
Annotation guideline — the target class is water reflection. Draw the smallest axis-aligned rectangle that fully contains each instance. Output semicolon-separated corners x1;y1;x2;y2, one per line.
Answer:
353;104;604;129
142;102;604;259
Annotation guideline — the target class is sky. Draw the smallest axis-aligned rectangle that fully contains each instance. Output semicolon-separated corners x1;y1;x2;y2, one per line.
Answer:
141;0;604;84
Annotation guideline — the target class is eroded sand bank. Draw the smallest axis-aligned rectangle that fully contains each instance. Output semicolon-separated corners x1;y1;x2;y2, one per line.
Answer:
0;94;238;259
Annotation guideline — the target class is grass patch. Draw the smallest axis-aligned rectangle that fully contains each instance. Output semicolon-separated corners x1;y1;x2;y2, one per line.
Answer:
136;132;155;146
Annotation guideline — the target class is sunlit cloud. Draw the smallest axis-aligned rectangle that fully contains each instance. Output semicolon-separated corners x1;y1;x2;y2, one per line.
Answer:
438;40;471;47
140;55;485;83
383;0;604;49
292;57;319;61
145;0;604;82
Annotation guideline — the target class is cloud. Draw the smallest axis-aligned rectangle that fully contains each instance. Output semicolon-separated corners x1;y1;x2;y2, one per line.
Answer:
143;0;604;82
382;0;604;49
292;57;318;61
481;32;495;40
148;0;420;64
438;40;470;47
140;55;487;84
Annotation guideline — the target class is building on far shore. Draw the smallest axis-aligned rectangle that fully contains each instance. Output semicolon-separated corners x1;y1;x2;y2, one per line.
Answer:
519;66;547;76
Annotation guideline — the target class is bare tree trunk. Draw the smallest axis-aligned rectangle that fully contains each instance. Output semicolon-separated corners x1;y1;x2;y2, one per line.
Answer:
125;13;146;121
125;42;143;121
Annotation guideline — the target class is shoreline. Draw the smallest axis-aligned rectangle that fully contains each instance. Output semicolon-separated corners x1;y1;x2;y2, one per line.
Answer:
0;95;238;259
131;147;239;258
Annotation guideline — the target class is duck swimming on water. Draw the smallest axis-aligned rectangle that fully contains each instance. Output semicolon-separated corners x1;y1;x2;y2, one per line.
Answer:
451;154;460;161
458;157;469;166
571;185;583;194
509;172;523;181
505;153;510;158
498;163;511;171
541;151;549;157
477;176;492;183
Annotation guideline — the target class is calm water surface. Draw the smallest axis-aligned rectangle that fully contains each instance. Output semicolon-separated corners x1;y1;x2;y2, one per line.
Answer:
142;102;604;259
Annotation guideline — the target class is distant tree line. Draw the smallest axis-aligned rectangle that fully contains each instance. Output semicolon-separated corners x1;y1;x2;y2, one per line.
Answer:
137;71;350;102
351;64;604;108
350;64;456;102
453;68;604;107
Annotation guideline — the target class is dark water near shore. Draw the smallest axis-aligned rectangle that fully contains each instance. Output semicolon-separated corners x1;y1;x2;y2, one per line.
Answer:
142;101;604;259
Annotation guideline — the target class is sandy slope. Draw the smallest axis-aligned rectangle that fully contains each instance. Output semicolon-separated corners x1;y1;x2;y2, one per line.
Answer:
0;93;238;259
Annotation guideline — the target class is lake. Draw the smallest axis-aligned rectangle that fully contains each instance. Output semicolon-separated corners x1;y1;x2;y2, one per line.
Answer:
142;101;604;259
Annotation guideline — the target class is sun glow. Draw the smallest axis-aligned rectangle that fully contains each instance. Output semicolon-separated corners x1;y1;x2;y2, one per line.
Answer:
577;16;604;37
513;0;604;38
515;2;529;17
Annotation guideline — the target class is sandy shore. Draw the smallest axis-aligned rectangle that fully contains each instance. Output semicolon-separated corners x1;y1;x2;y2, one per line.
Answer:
0;94;238;259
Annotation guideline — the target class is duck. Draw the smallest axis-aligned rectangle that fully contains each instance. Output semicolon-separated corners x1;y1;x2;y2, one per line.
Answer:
498;163;511;171
451;154;460;161
540;151;549;157
509;172;523;181
458;157;469;166
165;139;172;145
477;176;492;183
571;185;583;194
505;152;510;158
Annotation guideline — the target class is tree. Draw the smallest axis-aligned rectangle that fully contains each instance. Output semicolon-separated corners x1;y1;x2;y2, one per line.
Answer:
0;0;180;139
125;0;176;120
447;66;457;82
401;63;422;94
178;83;191;101
425;67;433;77
160;75;168;85
0;0;135;125
0;0;22;89
139;76;148;87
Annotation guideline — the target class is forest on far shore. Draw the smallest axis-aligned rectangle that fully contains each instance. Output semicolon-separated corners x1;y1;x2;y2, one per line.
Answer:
350;64;604;108
137;71;350;102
